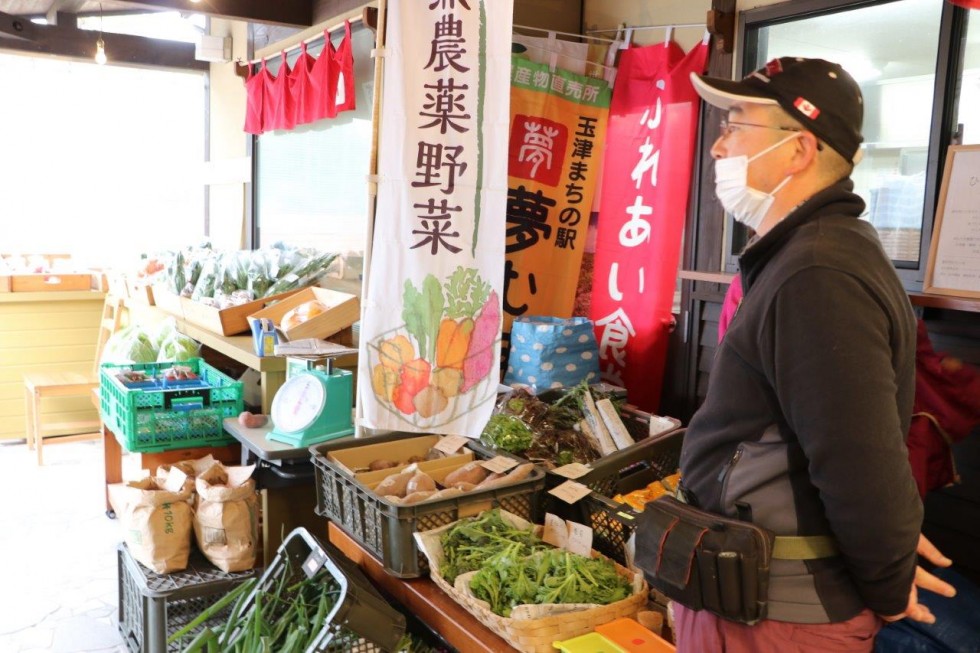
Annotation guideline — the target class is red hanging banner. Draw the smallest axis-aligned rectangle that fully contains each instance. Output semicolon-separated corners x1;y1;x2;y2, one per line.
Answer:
589;39;708;411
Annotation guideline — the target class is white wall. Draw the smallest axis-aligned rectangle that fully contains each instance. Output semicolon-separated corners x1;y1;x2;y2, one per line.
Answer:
206;19;250;250
584;0;710;52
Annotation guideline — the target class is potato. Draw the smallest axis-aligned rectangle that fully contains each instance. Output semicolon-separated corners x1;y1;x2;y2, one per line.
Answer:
238;411;267;428
374;469;415;498
406;471;436;494
400;490;436;505
444;461;490;487
368;459;398;471
475;472;504;489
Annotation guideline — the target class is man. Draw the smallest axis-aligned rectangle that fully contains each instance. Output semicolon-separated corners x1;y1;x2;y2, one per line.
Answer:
673;57;951;651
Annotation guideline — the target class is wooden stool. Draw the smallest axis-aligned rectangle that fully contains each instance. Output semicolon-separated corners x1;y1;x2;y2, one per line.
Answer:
24;371;101;465
23;294;127;465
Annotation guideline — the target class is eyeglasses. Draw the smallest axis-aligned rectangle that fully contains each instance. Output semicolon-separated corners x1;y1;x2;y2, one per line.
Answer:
718;119;802;137
718;119;823;151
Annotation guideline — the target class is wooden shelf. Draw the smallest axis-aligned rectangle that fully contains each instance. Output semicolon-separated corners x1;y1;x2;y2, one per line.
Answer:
679;270;735;284
908;292;980;313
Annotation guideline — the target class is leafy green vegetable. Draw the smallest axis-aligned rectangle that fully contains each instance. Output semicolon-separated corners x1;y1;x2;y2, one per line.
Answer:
439;509;545;584
401;274;445;362
480;414;534;454
469;546;632;617
443;266;491;320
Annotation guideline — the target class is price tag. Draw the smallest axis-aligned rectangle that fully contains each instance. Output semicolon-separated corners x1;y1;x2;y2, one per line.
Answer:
550;462;591;480
542;513;569;549
163;467;188;493
547;480;592;505
567;521;593;557
480;456;518;474
434;434;469;455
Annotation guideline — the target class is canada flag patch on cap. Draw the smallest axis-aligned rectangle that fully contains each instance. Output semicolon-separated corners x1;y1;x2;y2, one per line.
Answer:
794;97;821;119
764;59;784;76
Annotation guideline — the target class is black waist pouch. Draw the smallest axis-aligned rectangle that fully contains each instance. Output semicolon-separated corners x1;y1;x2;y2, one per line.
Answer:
634;496;774;624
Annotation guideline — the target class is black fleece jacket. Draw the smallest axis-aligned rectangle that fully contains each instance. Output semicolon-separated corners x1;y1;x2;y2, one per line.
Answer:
679;179;922;623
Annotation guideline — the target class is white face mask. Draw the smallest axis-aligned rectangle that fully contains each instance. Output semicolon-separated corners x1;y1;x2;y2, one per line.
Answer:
715;132;800;231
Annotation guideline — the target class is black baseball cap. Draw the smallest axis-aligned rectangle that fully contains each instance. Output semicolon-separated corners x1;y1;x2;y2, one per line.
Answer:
690;57;864;165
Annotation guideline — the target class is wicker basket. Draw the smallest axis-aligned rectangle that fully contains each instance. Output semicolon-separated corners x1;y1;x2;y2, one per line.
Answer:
415;510;648;653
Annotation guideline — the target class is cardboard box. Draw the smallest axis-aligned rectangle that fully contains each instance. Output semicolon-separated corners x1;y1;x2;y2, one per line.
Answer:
152;286;307;337
249;286;360;342
328;433;472;481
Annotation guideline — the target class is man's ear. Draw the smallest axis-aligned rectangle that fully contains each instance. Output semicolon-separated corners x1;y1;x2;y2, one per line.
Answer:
788;131;820;174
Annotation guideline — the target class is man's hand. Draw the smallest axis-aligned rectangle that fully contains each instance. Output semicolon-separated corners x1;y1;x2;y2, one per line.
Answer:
881;534;956;624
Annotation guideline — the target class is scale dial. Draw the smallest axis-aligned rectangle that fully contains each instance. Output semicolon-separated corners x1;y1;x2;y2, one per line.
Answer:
270;373;328;434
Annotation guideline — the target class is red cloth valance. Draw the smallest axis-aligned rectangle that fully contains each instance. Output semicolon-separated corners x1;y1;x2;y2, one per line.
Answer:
244;20;357;135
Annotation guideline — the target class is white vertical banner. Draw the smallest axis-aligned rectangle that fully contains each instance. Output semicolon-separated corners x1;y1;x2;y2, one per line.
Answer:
359;0;513;435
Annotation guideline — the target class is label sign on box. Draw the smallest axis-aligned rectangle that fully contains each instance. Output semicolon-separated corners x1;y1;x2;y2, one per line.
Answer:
542;512;594;557
567;521;593;557
548;480;592;504
550;462;592;480
480;456;519;474
543;513;569;549
434;434;469;455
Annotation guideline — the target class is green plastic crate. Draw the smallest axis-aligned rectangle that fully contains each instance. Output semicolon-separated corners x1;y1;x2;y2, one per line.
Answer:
100;358;243;453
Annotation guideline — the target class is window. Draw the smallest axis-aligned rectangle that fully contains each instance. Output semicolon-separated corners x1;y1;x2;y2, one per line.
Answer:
954;12;980;145
253;23;375;291
0;53;206;267
76;11;206;43
726;0;976;289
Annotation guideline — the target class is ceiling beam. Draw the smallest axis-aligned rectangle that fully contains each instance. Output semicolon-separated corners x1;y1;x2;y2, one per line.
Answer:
118;0;314;27
46;0;87;26
0;10;39;40
0;18;207;70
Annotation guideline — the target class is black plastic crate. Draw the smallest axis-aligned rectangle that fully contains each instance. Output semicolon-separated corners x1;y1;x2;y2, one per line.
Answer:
116;543;259;653
310;433;546;578
224;527;406;652
553;428;685;565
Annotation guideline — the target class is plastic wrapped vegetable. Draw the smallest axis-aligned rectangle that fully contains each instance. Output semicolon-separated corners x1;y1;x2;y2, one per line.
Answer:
157;332;201;362
102;324;159;364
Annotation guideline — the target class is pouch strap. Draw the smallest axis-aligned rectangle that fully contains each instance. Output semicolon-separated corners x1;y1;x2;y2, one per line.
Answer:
772;535;838;560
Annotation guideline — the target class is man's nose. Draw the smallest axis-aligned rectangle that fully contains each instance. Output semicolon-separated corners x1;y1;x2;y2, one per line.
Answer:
710;136;726;160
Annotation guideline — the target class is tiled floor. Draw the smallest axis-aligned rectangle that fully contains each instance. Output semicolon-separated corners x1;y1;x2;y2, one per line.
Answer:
0;439;129;653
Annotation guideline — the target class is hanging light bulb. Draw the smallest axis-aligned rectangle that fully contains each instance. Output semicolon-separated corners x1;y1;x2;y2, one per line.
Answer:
94;3;106;65
95;36;107;65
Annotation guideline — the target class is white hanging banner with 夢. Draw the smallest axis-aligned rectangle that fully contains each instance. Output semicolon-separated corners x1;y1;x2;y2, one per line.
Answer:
359;0;512;435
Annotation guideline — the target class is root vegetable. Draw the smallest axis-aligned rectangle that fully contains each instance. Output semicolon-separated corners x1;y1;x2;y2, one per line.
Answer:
237;411;267;428
368;459;398;471
406;471;436;494
444;461;490;487
374;469;415;497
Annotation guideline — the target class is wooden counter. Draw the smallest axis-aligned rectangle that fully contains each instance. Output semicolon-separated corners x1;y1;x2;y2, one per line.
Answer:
328;523;518;653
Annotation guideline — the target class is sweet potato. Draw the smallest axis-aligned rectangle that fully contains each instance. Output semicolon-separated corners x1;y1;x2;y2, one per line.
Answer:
444;461;489;487
406;471;436;494
368;459;398;471
449;481;476;492
429;488;465;501
374;468;415;498
475;472;503;489
399;490;436;505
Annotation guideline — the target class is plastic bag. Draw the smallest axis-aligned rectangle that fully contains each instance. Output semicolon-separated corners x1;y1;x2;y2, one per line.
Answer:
102;324;159;364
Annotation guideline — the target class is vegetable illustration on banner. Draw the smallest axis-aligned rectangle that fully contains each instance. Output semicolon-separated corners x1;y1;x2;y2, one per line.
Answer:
359;0;512;435
369;267;500;422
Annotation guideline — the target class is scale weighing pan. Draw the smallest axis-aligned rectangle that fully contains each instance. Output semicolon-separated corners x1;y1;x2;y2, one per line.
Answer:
266;368;355;447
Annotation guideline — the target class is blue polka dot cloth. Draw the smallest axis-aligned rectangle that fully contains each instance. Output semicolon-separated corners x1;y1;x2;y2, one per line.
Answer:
504;315;600;392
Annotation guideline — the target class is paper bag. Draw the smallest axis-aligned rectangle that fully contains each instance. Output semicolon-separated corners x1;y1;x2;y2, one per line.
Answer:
194;463;259;572
115;477;194;573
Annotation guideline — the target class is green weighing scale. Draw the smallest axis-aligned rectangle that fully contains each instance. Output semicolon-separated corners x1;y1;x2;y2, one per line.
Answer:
266;358;355;447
